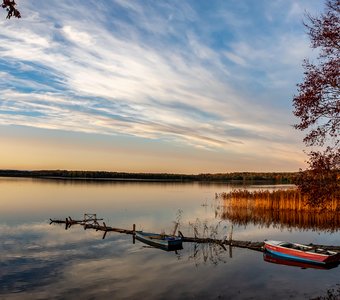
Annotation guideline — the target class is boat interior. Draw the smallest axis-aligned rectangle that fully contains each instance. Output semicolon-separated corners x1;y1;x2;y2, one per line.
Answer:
280;243;334;255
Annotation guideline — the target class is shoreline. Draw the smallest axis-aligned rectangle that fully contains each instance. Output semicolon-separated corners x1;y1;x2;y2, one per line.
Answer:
0;169;297;184
0;175;297;184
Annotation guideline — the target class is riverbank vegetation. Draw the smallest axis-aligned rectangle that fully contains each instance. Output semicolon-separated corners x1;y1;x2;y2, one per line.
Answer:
217;189;340;232
0;169;296;183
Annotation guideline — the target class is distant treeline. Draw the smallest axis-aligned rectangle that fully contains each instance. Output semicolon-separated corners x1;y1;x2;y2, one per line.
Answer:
0;169;297;183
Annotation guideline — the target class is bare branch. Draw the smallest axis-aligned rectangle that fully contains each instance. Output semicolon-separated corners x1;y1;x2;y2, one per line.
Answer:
1;0;21;19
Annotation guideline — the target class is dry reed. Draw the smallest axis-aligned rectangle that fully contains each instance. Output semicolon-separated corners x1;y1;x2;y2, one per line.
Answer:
217;189;340;232
217;189;339;212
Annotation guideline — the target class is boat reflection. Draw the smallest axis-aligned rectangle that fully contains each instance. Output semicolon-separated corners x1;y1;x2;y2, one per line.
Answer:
137;243;183;252
263;252;340;270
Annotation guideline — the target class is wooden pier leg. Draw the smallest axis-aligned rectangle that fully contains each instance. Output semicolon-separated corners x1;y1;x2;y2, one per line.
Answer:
229;224;233;258
229;224;233;245
133;224;136;244
172;222;179;236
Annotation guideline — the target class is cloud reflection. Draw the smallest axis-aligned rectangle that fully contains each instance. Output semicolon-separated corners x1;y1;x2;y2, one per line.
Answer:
1;217;340;300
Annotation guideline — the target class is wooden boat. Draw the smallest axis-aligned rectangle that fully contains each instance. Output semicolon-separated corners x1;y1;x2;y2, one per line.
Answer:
135;231;183;251
264;240;340;265
263;252;339;270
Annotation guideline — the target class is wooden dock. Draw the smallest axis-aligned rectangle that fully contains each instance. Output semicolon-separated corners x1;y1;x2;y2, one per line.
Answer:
50;214;134;238
49;215;340;252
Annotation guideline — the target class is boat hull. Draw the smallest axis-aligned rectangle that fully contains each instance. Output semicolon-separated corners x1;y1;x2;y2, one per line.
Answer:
135;231;183;251
264;241;340;264
263;252;339;270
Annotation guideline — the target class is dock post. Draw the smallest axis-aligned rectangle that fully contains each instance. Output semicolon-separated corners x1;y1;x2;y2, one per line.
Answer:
229;224;233;245
172;222;179;236
229;224;233;258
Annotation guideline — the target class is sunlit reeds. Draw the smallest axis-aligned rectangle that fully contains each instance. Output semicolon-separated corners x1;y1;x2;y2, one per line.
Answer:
217;189;339;211
217;189;340;232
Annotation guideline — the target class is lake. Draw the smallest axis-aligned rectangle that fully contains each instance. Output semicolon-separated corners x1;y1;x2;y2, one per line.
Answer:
1;177;339;299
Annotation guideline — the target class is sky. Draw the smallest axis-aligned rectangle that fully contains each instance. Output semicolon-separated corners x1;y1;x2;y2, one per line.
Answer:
0;0;326;173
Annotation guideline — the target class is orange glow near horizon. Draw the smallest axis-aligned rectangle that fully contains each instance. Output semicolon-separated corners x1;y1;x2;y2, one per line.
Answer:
0;126;306;173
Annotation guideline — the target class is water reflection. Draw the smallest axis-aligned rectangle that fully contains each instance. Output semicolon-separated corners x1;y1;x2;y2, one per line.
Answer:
187;242;229;267
1;178;340;299
0;222;233;298
3;221;339;300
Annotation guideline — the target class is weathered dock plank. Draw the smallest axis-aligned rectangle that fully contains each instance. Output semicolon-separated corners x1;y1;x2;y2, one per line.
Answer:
84;223;134;234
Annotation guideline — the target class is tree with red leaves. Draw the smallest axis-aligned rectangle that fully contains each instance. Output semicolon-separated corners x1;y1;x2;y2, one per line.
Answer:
293;0;339;207
2;0;21;19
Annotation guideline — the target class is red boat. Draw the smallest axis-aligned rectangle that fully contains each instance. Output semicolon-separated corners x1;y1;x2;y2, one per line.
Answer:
263;252;339;270
264;240;340;265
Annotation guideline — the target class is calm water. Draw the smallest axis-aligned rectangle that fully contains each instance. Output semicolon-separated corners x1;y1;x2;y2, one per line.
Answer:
0;177;339;299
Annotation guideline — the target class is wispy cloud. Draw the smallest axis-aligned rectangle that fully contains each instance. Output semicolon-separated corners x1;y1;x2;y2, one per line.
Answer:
0;0;323;167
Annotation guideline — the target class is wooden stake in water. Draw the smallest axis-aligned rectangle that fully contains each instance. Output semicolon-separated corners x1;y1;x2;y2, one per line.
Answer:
229;224;233;258
229;224;233;244
172;222;179;236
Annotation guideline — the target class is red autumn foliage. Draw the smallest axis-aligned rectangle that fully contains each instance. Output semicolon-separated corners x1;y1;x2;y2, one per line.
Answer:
294;148;339;208
293;0;340;207
2;0;21;19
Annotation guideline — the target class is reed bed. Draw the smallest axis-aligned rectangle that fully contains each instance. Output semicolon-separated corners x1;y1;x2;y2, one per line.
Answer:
217;189;340;232
217;189;339;212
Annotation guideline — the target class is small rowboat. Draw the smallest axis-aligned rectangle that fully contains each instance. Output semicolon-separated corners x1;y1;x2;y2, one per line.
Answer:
264;240;340;265
135;231;183;251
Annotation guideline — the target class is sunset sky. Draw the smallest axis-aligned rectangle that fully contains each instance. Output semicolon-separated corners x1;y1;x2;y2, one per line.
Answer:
0;0;325;173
